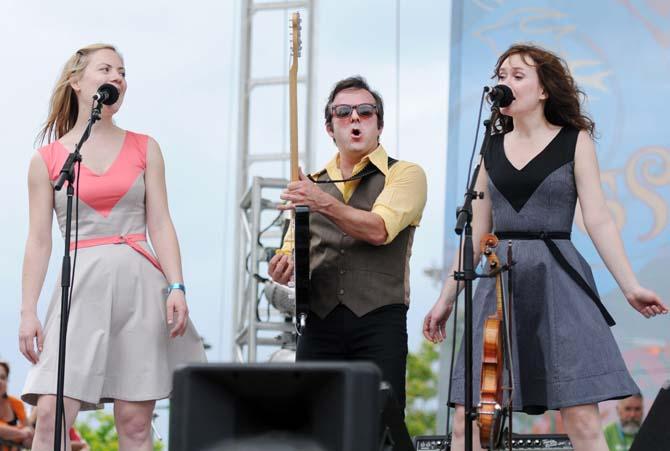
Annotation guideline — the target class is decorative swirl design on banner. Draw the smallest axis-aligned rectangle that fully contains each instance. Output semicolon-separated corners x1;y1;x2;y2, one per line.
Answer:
575;147;670;242
626;146;670;240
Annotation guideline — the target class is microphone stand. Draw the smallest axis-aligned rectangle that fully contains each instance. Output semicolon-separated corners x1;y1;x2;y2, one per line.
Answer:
52;99;103;451
454;103;496;451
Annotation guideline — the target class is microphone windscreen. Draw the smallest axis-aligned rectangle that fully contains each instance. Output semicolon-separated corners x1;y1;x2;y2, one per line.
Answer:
98;83;120;105
492;84;514;107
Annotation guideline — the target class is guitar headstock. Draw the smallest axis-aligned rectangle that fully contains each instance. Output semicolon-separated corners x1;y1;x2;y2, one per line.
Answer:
479;233;500;268
290;12;302;69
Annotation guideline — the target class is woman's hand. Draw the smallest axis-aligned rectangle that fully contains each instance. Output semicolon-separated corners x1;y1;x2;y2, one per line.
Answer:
423;297;455;343
166;290;188;338
625;285;668;318
19;312;43;364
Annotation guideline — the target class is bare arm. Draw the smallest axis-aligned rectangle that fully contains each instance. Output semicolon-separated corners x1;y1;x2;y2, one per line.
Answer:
320;198;388;245
0;423;30;442
145;138;188;337
19;153;53;363
440;163;493;304
424;160;493;342
575;131;667;316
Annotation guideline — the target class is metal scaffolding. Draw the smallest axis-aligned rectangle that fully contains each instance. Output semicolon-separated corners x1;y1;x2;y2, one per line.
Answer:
232;0;315;362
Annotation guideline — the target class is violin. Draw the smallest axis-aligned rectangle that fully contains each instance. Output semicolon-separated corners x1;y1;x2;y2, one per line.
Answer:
477;233;505;448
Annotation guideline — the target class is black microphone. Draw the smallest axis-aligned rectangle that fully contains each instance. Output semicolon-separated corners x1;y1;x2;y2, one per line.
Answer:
487;84;514;108
93;83;119;105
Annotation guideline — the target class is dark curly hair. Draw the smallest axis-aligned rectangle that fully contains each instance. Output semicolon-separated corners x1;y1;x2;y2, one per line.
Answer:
491;43;595;137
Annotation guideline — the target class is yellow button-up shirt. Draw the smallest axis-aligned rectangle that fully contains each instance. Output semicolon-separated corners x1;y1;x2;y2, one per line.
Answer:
316;145;426;244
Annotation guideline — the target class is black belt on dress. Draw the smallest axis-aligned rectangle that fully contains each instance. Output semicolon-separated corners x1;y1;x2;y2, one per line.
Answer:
495;230;616;326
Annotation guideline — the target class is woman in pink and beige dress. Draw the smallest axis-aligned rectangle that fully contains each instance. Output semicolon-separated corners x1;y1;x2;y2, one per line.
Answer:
19;43;206;450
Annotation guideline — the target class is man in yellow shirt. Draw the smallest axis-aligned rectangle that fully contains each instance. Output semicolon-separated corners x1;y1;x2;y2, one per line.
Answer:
269;76;427;413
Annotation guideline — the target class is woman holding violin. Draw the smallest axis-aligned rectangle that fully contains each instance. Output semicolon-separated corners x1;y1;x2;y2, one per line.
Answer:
423;43;667;451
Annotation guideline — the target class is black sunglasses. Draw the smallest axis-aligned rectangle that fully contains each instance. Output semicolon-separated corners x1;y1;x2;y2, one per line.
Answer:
331;103;377;119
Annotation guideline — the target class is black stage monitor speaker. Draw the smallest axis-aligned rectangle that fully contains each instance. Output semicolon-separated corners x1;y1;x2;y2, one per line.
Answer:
630;380;670;451
169;362;381;451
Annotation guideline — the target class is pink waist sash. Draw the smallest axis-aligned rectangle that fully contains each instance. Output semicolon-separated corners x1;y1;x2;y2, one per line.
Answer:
70;233;163;273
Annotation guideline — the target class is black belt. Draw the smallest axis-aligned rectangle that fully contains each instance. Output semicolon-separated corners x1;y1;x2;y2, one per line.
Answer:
495;231;616;326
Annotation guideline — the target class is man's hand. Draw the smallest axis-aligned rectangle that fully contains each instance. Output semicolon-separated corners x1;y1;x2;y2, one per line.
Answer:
268;253;294;285
279;168;333;213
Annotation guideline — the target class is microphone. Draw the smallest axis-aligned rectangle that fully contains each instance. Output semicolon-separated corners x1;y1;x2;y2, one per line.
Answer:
487;84;514;108
93;83;119;105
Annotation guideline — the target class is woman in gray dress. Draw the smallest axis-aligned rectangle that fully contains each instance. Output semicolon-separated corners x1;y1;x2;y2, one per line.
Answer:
423;43;667;451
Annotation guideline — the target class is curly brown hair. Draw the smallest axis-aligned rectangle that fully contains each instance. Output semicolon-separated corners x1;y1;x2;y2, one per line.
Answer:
491;43;595;137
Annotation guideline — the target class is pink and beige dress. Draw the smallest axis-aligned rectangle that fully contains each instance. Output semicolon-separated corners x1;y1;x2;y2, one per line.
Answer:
22;131;206;410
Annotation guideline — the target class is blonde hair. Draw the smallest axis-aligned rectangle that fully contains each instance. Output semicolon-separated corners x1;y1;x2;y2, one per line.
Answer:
37;43;121;144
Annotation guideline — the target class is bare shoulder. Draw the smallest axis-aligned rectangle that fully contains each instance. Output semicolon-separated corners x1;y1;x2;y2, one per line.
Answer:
28;150;49;180
145;136;165;167
575;129;596;158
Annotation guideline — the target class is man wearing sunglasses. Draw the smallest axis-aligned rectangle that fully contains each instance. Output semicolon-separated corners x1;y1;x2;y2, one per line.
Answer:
269;76;427;414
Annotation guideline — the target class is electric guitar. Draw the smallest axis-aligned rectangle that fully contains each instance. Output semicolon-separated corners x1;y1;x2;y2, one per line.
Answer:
288;12;310;332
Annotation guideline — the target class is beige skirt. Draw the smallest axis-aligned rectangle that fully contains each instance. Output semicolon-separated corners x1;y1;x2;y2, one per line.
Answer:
22;243;207;410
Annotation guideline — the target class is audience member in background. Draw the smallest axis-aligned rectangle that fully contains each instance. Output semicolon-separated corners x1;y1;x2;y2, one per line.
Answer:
603;394;644;451
68;426;90;451
0;361;33;450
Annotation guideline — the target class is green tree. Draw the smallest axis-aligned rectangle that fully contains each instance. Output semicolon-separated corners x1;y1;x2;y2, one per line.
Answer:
76;411;164;451
405;340;440;437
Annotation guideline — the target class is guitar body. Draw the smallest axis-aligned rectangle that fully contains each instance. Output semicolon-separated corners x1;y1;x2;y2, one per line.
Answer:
293;205;310;325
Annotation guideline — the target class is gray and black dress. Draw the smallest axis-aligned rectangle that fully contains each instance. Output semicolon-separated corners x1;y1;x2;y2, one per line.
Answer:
449;126;639;414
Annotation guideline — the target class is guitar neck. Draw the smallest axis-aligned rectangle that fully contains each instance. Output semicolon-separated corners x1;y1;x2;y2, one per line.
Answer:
289;65;299;182
289;12;300;183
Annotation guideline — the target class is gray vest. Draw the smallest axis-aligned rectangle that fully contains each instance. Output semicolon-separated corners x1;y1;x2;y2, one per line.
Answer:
309;164;415;318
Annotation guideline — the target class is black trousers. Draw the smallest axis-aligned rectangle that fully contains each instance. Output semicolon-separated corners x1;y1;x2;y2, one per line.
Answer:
296;303;408;413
